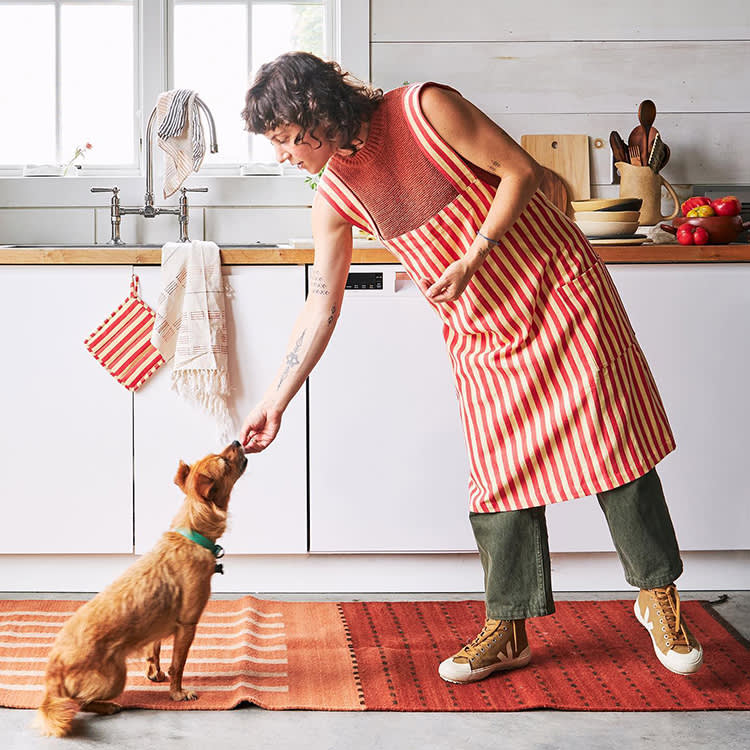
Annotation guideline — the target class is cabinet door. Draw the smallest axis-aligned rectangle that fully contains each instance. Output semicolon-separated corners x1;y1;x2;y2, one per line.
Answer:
134;266;307;554
309;265;475;552
0;266;133;553
546;265;750;552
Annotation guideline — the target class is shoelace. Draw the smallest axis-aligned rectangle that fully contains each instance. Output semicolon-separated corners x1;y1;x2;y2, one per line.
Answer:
460;620;506;657
651;585;690;647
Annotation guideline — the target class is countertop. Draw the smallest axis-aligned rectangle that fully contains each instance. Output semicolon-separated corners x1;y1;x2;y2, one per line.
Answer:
1;243;749;265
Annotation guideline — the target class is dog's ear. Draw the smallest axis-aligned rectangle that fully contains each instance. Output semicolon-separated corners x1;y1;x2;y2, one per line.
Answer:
194;472;216;503
174;461;191;491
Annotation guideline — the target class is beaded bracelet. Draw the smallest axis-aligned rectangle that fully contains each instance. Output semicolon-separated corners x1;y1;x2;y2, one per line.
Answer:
477;230;502;246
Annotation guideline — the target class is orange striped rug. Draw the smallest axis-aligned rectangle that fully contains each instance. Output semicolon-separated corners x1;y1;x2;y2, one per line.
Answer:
0;597;747;711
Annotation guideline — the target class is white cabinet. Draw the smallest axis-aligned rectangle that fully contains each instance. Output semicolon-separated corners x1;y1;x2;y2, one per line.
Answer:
133;265;307;554
0;266;133;553
308;265;475;552
546;264;750;552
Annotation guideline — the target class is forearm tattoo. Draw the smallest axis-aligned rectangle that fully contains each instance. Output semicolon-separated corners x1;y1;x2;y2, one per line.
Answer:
488;159;501;174
310;268;329;295
327;304;337;326
277;329;306;390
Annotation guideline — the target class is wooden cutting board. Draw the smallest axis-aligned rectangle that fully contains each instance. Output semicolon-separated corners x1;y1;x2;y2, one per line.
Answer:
521;134;590;217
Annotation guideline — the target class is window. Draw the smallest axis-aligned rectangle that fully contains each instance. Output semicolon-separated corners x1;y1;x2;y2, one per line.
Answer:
0;0;352;173
172;1;329;167
0;0;137;168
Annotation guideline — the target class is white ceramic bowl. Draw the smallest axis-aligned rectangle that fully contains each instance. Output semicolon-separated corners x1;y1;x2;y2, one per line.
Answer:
575;219;640;237
574;210;640;223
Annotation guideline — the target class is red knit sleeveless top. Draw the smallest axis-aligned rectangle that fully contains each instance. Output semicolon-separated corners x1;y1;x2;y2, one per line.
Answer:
327;85;496;240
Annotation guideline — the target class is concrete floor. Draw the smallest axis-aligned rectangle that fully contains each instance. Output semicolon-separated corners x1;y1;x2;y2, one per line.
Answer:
2;591;748;750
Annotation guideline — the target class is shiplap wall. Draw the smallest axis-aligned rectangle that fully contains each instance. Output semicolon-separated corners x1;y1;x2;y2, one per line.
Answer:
371;0;750;188
1;0;748;244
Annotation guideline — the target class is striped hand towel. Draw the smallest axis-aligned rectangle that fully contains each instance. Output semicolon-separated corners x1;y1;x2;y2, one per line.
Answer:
156;89;205;198
150;241;234;440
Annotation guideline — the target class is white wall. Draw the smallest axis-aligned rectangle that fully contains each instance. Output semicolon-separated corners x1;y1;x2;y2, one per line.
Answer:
1;0;748;245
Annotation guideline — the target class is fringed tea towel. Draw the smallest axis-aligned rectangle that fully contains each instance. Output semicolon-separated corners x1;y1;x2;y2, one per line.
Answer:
84;273;165;392
157;88;205;198
151;241;234;440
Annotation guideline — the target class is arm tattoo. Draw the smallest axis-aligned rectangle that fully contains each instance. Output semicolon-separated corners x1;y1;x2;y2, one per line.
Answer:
477;243;492;260
488;159;501;173
277;329;306;390
310;268;330;295
327;304;337;326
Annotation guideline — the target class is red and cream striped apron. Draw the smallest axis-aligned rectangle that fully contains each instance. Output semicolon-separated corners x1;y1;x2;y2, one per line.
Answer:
318;83;675;513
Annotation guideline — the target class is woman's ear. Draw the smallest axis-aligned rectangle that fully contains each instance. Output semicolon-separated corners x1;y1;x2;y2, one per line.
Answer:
174;461;191;491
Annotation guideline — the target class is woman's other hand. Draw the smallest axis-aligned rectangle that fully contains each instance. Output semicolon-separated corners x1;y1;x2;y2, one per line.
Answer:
419;258;474;303
240;403;282;454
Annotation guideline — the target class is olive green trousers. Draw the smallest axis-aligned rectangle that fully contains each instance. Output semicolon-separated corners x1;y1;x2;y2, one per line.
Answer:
470;468;683;620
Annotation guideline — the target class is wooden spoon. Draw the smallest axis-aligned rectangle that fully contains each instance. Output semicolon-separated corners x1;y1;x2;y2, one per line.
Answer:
628;99;655;166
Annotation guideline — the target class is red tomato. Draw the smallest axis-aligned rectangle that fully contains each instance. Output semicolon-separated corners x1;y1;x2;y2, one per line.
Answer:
680;196;711;217
710;196;742;217
676;225;695;245
692;226;710;245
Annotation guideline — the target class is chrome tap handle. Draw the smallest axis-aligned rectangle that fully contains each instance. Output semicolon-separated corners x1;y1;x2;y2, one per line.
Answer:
90;187;126;245
182;187;208;192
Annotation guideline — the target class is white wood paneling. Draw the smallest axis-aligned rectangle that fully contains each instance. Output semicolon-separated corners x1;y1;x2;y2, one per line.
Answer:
372;42;750;114
372;0;750;42
488;113;750;186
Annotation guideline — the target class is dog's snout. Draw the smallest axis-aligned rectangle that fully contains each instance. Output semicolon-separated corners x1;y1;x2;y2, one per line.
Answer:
232;440;241;449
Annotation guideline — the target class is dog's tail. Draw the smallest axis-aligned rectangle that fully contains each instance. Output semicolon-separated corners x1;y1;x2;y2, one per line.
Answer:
34;689;81;738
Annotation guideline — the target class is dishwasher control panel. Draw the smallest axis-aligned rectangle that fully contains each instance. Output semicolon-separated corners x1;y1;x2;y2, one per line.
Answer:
345;271;383;290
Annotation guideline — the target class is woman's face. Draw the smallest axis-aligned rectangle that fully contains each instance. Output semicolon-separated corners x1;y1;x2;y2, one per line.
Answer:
265;123;339;174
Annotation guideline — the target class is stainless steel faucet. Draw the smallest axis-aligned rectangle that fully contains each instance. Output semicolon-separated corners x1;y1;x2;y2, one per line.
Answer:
91;96;219;245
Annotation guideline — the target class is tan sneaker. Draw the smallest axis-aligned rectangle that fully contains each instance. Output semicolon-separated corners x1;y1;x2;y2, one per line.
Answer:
438;618;531;684
634;584;703;675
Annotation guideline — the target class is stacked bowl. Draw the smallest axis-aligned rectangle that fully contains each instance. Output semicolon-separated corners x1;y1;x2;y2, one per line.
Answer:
572;198;646;244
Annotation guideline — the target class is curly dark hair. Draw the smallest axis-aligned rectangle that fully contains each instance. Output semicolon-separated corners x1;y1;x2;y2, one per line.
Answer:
241;52;383;154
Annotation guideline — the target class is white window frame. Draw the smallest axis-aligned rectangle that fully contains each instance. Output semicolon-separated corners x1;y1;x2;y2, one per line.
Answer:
0;0;369;207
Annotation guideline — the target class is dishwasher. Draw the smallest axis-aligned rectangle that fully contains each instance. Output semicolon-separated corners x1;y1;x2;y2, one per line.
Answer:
308;264;475;553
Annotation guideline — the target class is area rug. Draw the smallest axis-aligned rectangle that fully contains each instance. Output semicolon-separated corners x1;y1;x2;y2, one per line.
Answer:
0;597;747;712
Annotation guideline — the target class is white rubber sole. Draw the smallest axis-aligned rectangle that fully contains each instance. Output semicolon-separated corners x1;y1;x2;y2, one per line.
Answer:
439;646;532;684
634;600;704;676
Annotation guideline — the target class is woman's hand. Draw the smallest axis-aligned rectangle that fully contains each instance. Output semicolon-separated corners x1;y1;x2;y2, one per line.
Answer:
419;258;475;303
240;403;283;454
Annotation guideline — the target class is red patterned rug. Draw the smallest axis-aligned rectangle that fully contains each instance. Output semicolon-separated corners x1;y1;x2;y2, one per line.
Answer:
0;597;747;711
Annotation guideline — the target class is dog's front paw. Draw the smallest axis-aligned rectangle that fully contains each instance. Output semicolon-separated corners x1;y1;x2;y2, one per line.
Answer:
170;689;198;702
147;667;167;682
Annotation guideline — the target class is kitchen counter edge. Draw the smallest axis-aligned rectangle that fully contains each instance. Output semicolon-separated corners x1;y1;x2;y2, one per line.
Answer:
1;244;749;265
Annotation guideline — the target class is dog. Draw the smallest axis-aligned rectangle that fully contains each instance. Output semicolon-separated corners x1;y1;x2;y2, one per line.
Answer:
34;440;247;737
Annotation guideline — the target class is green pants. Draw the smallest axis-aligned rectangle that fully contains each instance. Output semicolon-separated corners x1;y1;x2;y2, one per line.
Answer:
470;468;683;620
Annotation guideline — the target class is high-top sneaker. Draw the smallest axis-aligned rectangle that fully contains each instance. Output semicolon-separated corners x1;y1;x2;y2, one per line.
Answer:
634;584;703;675
438;618;531;684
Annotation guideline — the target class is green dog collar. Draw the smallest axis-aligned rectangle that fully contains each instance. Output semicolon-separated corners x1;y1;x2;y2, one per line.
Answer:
173;528;225;574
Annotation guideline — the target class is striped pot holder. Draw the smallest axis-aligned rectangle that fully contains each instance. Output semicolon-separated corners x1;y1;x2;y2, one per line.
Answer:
84;273;165;392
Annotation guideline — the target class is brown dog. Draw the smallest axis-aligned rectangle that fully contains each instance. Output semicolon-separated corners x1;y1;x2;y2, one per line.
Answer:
35;441;247;737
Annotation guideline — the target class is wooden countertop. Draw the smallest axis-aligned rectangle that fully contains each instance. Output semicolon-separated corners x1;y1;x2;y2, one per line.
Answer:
1;243;749;265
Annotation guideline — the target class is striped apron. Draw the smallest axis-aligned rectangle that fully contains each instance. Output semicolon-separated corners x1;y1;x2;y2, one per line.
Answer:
318;83;675;513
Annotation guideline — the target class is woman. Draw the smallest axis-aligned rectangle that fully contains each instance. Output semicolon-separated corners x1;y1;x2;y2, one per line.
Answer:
240;52;703;682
